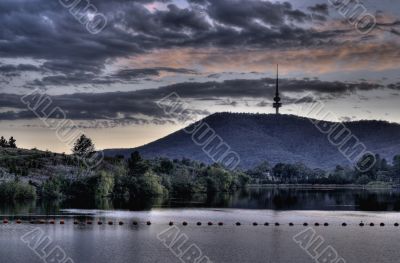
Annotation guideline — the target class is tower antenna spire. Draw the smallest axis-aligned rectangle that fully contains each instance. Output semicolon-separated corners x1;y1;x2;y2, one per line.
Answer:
273;64;282;114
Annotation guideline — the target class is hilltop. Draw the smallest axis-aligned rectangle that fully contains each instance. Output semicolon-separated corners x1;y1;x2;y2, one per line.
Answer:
104;113;400;169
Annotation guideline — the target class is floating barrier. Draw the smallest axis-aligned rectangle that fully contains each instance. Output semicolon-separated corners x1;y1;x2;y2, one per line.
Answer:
2;218;400;228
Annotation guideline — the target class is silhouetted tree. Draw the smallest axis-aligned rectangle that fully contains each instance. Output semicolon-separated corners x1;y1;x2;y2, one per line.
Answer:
8;137;16;148
159;159;174;174
72;134;95;157
128;151;149;176
0;136;7;147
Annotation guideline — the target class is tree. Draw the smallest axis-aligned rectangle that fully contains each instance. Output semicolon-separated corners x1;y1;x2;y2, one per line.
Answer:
8;137;16;148
72;134;95;157
391;155;400;183
0;136;7;147
127;151;149;176
159;159;174;174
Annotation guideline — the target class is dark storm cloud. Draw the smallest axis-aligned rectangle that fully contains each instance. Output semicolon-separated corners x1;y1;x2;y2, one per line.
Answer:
29;73;118;87
0;78;386;121
157;78;384;98
28;67;197;87
308;4;329;15
0;0;348;80
0;64;42;77
206;0;309;27
112;67;197;81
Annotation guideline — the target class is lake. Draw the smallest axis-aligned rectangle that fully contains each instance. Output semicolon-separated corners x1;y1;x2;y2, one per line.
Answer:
1;187;400;263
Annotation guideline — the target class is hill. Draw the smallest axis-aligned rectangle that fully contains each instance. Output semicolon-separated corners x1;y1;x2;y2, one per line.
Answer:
103;113;400;170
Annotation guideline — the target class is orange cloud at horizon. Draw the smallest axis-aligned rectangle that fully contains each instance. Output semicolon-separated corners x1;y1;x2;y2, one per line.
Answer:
117;41;400;77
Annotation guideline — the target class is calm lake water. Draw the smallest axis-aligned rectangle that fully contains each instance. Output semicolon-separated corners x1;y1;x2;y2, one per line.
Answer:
2;186;400;215
2;187;400;263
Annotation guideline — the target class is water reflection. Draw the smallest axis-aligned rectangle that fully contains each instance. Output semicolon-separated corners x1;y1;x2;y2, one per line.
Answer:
2;187;400;215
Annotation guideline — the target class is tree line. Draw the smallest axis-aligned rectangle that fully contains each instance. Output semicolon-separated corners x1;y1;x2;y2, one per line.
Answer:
0;136;17;148
247;153;400;185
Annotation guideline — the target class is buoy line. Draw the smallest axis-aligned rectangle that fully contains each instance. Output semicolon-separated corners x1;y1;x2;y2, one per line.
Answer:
1;219;399;227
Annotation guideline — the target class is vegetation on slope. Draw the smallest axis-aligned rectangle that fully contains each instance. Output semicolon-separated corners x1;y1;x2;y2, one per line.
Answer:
105;113;400;170
0;135;250;202
2;132;400;203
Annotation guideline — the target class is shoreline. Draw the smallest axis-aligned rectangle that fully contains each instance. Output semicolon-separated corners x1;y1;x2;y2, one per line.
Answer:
248;183;396;190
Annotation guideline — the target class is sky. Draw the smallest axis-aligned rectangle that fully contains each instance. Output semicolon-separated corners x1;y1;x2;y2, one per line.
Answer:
0;0;399;152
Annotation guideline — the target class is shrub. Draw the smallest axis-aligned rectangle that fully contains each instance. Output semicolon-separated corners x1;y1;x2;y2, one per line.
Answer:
0;181;36;201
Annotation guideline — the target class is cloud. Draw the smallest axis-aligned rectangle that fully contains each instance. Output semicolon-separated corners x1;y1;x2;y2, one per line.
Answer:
28;67;197;87
0;64;42;77
308;4;329;15
0;78;388;122
111;67;197;81
0;0;354;83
